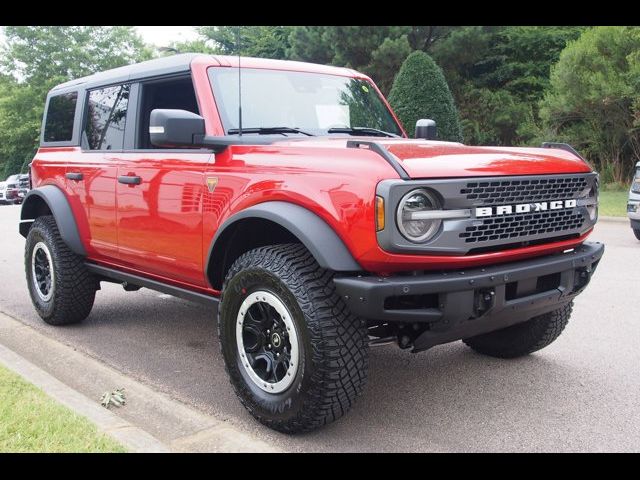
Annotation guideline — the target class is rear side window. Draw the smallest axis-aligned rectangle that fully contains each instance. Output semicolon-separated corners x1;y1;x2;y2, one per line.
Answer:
44;92;78;142
84;84;130;150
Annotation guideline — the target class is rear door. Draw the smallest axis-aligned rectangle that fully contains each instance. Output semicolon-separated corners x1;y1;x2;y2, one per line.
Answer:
65;84;130;260
115;75;210;287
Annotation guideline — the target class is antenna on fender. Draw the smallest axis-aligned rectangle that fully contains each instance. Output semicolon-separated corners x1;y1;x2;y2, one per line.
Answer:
236;26;243;137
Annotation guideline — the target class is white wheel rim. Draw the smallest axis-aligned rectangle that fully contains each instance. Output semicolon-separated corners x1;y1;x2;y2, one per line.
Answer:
236;290;299;393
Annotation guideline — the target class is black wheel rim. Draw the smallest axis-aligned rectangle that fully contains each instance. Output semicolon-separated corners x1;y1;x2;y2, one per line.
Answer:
237;291;299;393
31;242;54;301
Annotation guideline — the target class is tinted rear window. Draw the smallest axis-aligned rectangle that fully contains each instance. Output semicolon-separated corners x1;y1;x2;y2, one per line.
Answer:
44;92;78;142
84;85;129;150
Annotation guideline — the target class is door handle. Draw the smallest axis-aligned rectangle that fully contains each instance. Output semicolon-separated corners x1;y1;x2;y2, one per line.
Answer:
65;172;84;181
118;175;142;185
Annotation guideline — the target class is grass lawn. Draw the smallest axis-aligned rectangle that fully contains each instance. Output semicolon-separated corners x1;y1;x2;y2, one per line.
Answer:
0;364;126;453
599;187;630;218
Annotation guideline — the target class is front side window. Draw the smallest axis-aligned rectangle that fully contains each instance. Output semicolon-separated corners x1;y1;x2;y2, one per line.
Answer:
84;84;130;150
209;68;403;136
43;92;78;142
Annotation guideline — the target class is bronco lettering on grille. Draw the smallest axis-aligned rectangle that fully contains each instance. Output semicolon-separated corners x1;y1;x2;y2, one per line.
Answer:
476;199;577;218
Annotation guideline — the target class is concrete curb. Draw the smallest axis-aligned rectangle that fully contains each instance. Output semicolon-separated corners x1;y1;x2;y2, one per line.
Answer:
0;310;279;453
0;342;170;453
598;216;629;224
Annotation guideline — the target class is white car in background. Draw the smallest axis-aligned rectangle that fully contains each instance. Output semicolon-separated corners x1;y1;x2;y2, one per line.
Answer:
0;181;7;205
2;173;30;205
629;161;640;240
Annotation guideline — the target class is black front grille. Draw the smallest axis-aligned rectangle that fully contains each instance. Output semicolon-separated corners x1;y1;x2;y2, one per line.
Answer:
460;176;588;205
460;209;585;244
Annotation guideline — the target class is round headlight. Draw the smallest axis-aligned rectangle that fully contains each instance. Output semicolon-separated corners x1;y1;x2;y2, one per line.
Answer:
396;188;441;242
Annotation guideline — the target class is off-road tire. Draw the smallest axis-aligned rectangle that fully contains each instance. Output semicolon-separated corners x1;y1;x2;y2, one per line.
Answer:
463;302;573;358
25;215;96;325
634;228;640;241
218;243;369;433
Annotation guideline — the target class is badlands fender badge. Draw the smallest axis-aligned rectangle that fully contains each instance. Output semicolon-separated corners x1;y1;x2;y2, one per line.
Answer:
206;177;218;193
476;199;577;218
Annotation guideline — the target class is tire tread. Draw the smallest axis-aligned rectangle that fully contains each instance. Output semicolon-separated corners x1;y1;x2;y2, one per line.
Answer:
463;302;573;359
25;216;95;325
218;243;368;433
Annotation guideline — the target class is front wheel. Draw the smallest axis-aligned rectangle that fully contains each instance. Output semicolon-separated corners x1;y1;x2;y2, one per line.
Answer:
463;303;572;358
634;229;640;241
218;244;369;433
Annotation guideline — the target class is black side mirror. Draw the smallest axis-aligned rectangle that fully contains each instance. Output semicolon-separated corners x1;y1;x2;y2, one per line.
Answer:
149;109;205;147
415;119;437;140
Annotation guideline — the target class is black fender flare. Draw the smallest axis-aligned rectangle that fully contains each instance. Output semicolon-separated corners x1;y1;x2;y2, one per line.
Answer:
19;185;86;256
206;201;362;284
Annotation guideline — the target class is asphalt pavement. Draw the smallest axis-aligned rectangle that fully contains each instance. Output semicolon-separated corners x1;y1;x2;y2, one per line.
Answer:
0;204;638;452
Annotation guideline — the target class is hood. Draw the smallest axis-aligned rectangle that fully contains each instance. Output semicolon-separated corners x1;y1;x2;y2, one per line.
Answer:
380;139;593;178
272;137;593;179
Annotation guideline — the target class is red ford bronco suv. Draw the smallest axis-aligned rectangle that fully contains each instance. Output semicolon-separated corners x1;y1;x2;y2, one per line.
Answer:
20;54;604;433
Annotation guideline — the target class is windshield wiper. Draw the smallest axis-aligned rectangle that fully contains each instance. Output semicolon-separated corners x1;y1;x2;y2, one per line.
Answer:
326;127;399;138
227;127;315;136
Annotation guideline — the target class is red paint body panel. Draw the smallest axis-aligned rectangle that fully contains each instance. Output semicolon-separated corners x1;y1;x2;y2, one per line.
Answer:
382;141;593;178
63;151;119;259
30;56;596;298
114;152;212;286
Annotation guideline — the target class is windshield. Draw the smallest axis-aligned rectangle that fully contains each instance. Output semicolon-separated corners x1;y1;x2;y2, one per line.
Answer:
209;67;403;137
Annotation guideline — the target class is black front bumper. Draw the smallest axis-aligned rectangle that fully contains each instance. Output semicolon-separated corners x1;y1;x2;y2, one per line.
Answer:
334;241;604;352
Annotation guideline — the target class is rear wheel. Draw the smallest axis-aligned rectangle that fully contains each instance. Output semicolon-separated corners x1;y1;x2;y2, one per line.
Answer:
463;303;572;358
25;216;96;325
634;229;640;241
218;243;369;433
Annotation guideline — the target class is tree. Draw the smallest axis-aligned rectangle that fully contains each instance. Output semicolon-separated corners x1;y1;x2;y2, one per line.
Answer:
432;26;585;146
388;51;463;141
0;26;150;177
1;26;150;84
366;35;413;94
540;26;640;183
287;26;334;65
165;39;217;55
196;26;293;59
288;26;455;95
0;77;42;176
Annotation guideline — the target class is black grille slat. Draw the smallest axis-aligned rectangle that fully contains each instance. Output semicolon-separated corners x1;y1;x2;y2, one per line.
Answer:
461;209;585;244
461;176;588;205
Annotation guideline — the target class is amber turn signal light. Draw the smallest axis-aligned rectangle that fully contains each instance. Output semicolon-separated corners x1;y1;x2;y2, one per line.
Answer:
376;196;385;231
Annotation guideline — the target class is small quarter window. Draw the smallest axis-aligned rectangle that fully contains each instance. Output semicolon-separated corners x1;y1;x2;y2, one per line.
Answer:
44;92;78;142
84;84;130;150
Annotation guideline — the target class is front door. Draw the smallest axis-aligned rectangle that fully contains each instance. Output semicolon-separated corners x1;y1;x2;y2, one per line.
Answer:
115;153;211;287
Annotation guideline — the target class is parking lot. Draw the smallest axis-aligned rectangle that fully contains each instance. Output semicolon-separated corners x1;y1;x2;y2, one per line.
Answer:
0;203;638;452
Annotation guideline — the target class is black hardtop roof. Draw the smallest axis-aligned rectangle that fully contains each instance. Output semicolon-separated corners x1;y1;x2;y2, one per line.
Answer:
50;53;206;93
48;53;360;96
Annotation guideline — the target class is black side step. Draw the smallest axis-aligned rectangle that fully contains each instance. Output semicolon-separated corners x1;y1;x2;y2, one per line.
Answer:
86;263;219;308
346;140;410;179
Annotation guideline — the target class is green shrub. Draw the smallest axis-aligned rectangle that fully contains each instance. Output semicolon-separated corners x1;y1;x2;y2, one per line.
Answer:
540;26;640;183
388;51;463;142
